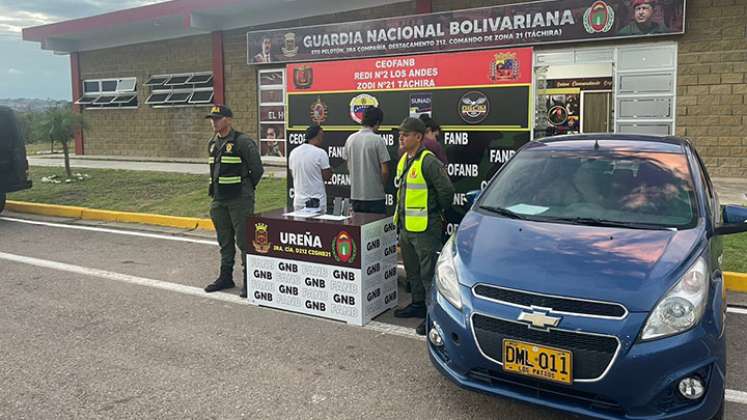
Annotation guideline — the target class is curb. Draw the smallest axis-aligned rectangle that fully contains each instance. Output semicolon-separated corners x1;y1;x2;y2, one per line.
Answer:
6;200;747;292
725;272;747;293
6;200;215;231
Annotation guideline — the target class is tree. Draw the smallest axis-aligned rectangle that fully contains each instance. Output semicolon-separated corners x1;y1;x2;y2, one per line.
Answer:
40;106;87;179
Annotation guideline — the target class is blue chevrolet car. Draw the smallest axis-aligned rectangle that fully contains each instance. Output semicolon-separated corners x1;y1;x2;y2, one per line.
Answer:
427;135;747;419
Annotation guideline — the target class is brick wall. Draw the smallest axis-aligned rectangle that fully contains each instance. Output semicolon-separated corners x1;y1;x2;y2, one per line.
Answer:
79;35;213;157
676;0;747;177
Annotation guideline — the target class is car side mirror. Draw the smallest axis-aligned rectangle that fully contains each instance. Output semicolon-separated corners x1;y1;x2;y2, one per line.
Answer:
465;190;481;208
715;205;747;236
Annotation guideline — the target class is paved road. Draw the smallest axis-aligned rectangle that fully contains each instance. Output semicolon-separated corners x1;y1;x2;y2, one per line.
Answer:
1;213;747;419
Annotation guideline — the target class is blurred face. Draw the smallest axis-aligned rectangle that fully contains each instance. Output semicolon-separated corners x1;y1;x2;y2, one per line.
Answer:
425;128;439;141
399;130;422;154
262;38;271;54
634;4;653;24
266;128;277;139
210;117;231;133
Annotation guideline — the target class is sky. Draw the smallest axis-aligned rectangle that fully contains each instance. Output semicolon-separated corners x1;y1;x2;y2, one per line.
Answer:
0;0;168;100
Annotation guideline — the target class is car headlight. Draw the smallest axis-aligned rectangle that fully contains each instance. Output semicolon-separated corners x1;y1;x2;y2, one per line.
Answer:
435;235;463;310
641;257;708;341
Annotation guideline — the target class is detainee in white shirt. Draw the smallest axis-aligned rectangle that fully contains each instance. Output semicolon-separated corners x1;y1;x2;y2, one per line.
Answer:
288;125;332;213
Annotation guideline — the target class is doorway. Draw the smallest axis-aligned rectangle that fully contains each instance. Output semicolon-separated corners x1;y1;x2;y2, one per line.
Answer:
582;91;612;133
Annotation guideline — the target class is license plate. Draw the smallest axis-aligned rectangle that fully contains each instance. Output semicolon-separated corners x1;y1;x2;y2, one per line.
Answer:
502;339;573;384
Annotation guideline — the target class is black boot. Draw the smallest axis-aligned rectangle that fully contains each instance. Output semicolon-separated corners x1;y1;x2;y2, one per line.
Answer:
204;268;235;293
393;302;426;318
240;265;248;298
415;320;427;336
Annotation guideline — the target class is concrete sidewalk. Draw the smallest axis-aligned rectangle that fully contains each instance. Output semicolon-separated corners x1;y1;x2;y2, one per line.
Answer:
28;153;287;178
713;177;747;206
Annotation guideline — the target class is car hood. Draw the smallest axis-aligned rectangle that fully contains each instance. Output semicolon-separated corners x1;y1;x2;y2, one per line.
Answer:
455;211;704;312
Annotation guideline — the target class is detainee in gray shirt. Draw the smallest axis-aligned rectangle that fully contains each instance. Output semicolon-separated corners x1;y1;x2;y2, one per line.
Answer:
342;107;390;214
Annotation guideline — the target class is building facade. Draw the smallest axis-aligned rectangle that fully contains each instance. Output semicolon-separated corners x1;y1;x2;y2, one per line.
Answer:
23;0;747;177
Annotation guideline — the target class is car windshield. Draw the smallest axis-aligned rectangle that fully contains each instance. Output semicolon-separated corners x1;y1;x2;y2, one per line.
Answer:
478;146;698;229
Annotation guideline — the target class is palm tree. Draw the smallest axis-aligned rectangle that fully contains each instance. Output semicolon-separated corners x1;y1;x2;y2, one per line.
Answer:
41;106;87;179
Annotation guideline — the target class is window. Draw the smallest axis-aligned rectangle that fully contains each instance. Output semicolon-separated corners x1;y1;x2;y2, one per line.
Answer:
165;75;191;86
258;68;286;158
76;77;138;109
93;95;116;104
146;72;214;108
145;93;169;104
165;91;192;104
189;89;214;104
144;76;168;87
187;74;213;84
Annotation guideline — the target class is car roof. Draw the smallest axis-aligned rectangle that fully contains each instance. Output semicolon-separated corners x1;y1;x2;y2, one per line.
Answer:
531;133;688;154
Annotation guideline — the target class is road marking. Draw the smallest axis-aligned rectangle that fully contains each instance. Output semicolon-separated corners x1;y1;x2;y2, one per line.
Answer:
727;307;747;315
0;251;423;341
727;389;747;404
0;250;242;303
367;321;424;341
0;216;215;246
8;250;747;403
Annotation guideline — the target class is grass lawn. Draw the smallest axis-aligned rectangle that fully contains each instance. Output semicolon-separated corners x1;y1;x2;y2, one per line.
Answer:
724;234;747;273
8;166;287;218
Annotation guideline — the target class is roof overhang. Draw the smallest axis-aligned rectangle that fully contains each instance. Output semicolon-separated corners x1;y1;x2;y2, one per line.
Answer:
23;0;408;53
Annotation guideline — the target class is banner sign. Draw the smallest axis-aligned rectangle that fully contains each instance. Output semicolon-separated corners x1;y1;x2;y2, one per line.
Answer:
545;77;613;90
285;48;533;235
248;0;685;64
287;49;533;93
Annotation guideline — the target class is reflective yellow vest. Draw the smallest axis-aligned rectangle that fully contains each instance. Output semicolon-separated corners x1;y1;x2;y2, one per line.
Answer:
394;150;433;232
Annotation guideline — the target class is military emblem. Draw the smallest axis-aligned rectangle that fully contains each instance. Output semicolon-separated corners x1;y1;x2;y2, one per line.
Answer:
309;97;328;124
252;223;271;254
583;1;615;34
293;65;313;89
490;52;520;81
281;32;299;57
458;91;489;124
211;106;221;114
332;231;357;264
349;94;379;124
548;105;569;126
409;168;418;179
226;143;233;153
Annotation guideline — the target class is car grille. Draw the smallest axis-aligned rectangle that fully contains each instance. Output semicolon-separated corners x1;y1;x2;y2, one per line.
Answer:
473;284;627;318
472;313;619;381
468;368;625;415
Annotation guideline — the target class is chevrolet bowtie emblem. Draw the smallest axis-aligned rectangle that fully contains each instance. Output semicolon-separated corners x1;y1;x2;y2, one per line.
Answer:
518;310;561;330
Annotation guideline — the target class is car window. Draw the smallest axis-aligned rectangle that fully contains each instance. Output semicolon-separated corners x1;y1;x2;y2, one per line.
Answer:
480;147;698;229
